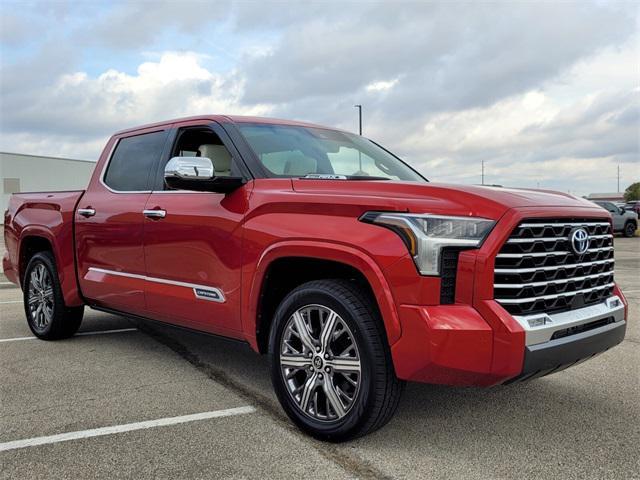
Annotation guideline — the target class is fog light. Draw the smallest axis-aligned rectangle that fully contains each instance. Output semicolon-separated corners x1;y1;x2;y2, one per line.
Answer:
606;297;621;309
527;315;551;328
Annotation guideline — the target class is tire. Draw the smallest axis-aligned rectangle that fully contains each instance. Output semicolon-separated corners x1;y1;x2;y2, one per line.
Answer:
269;279;404;441
23;251;84;340
623;222;636;238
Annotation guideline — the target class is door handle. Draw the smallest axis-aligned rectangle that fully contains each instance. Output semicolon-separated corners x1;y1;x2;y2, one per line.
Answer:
78;208;96;217
143;209;166;219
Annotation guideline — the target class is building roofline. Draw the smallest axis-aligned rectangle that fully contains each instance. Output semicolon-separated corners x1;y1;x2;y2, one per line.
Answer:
0;151;96;163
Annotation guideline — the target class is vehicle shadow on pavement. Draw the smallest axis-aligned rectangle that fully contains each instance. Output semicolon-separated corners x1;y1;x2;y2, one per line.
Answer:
133;316;631;450
347;366;634;478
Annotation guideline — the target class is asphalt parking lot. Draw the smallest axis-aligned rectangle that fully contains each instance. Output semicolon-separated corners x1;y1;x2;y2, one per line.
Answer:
1;238;638;479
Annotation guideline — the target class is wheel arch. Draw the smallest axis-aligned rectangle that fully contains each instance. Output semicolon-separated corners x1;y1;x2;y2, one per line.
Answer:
245;241;401;354
18;228;83;307
18;232;56;285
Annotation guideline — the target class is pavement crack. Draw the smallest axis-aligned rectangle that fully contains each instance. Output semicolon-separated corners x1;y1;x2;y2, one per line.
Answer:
135;320;393;480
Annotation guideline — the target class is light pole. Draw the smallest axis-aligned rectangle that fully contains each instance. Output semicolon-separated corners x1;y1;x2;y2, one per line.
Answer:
354;104;362;135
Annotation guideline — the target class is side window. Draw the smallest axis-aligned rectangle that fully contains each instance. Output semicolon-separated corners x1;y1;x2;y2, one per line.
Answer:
104;131;167;191
162;128;238;189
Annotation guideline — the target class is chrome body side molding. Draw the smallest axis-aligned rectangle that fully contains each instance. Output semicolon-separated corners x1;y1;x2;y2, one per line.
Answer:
86;267;225;303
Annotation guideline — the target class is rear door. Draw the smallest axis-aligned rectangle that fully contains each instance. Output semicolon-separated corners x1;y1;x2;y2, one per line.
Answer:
76;128;170;316
141;122;251;337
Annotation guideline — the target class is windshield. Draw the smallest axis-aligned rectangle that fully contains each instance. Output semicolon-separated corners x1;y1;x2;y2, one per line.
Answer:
237;123;426;181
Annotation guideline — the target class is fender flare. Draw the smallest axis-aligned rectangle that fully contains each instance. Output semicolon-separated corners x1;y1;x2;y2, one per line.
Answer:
244;240;402;351
18;226;57;280
18;227;82;307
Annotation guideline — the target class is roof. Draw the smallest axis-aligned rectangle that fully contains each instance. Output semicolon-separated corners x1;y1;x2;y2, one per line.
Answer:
0;151;95;163
114;114;344;136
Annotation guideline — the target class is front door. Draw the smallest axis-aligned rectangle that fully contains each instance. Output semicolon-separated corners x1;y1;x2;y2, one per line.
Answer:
601;202;624;231
76;129;170;316
142;123;250;337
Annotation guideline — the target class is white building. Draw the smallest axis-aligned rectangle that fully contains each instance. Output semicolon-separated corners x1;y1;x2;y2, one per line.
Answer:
1;152;96;218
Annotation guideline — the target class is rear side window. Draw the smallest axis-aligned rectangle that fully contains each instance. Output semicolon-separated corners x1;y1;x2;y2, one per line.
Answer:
104;131;167;191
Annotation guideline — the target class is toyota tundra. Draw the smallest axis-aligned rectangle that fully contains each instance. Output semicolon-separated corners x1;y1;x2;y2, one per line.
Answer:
3;115;628;441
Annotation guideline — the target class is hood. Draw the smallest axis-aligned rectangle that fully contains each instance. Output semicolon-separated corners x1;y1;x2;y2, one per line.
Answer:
291;179;602;220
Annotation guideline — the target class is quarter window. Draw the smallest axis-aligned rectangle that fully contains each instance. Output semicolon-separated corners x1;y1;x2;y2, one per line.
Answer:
104;131;168;191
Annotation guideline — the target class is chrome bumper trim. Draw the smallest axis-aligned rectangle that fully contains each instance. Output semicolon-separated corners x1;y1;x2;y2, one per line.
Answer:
513;296;625;346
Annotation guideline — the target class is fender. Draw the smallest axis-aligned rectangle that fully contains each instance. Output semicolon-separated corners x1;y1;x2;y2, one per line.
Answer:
243;240;402;351
18;224;83;308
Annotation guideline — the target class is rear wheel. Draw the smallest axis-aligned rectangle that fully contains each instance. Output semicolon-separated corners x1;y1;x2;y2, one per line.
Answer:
23;252;84;340
269;279;404;441
623;222;636;237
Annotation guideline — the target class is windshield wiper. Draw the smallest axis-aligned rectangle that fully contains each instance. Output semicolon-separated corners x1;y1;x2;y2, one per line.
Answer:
300;174;391;181
345;175;391;181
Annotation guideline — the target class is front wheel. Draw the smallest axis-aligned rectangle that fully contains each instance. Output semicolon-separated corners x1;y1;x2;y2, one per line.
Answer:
23;251;84;340
269;279;404;441
623;222;636;238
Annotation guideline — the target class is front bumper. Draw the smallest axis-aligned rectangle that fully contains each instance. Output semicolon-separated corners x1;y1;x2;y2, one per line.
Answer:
505;319;626;384
390;294;627;387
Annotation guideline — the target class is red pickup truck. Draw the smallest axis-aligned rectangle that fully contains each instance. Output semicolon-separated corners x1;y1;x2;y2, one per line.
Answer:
3;115;628;441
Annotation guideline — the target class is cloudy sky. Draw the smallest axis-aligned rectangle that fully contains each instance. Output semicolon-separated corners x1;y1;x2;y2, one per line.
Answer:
1;0;638;195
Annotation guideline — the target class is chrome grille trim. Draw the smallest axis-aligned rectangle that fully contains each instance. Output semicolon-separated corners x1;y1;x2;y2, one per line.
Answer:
494;218;614;316
494;271;614;289
506;234;612;244
496;246;613;259
496;283;615;304
518;222;610;228
494;258;614;274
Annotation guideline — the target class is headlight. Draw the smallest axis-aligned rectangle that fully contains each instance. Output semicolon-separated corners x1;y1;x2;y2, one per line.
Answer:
360;212;495;275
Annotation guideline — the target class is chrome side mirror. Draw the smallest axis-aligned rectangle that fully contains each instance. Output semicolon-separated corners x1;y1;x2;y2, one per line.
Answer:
164;156;215;181
164;156;246;193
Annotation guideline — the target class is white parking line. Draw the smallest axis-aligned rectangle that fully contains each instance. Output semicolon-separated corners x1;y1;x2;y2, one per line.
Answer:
0;328;138;343
0;300;22;304
0;406;256;452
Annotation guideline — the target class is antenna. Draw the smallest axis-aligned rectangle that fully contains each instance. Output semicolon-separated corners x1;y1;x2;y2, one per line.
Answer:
354;105;363;172
354;105;362;135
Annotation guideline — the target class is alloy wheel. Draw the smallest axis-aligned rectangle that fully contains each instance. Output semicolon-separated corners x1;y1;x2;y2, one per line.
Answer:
279;304;361;422
27;264;54;330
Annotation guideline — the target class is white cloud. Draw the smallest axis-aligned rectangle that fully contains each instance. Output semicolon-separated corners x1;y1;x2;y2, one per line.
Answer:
392;39;640;195
0;52;270;159
365;79;399;93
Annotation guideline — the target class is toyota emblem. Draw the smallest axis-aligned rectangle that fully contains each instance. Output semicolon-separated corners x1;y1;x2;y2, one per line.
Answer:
569;227;589;255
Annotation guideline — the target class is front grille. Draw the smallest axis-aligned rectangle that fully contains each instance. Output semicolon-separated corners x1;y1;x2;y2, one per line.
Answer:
440;248;462;304
494;219;614;316
550;316;615;340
